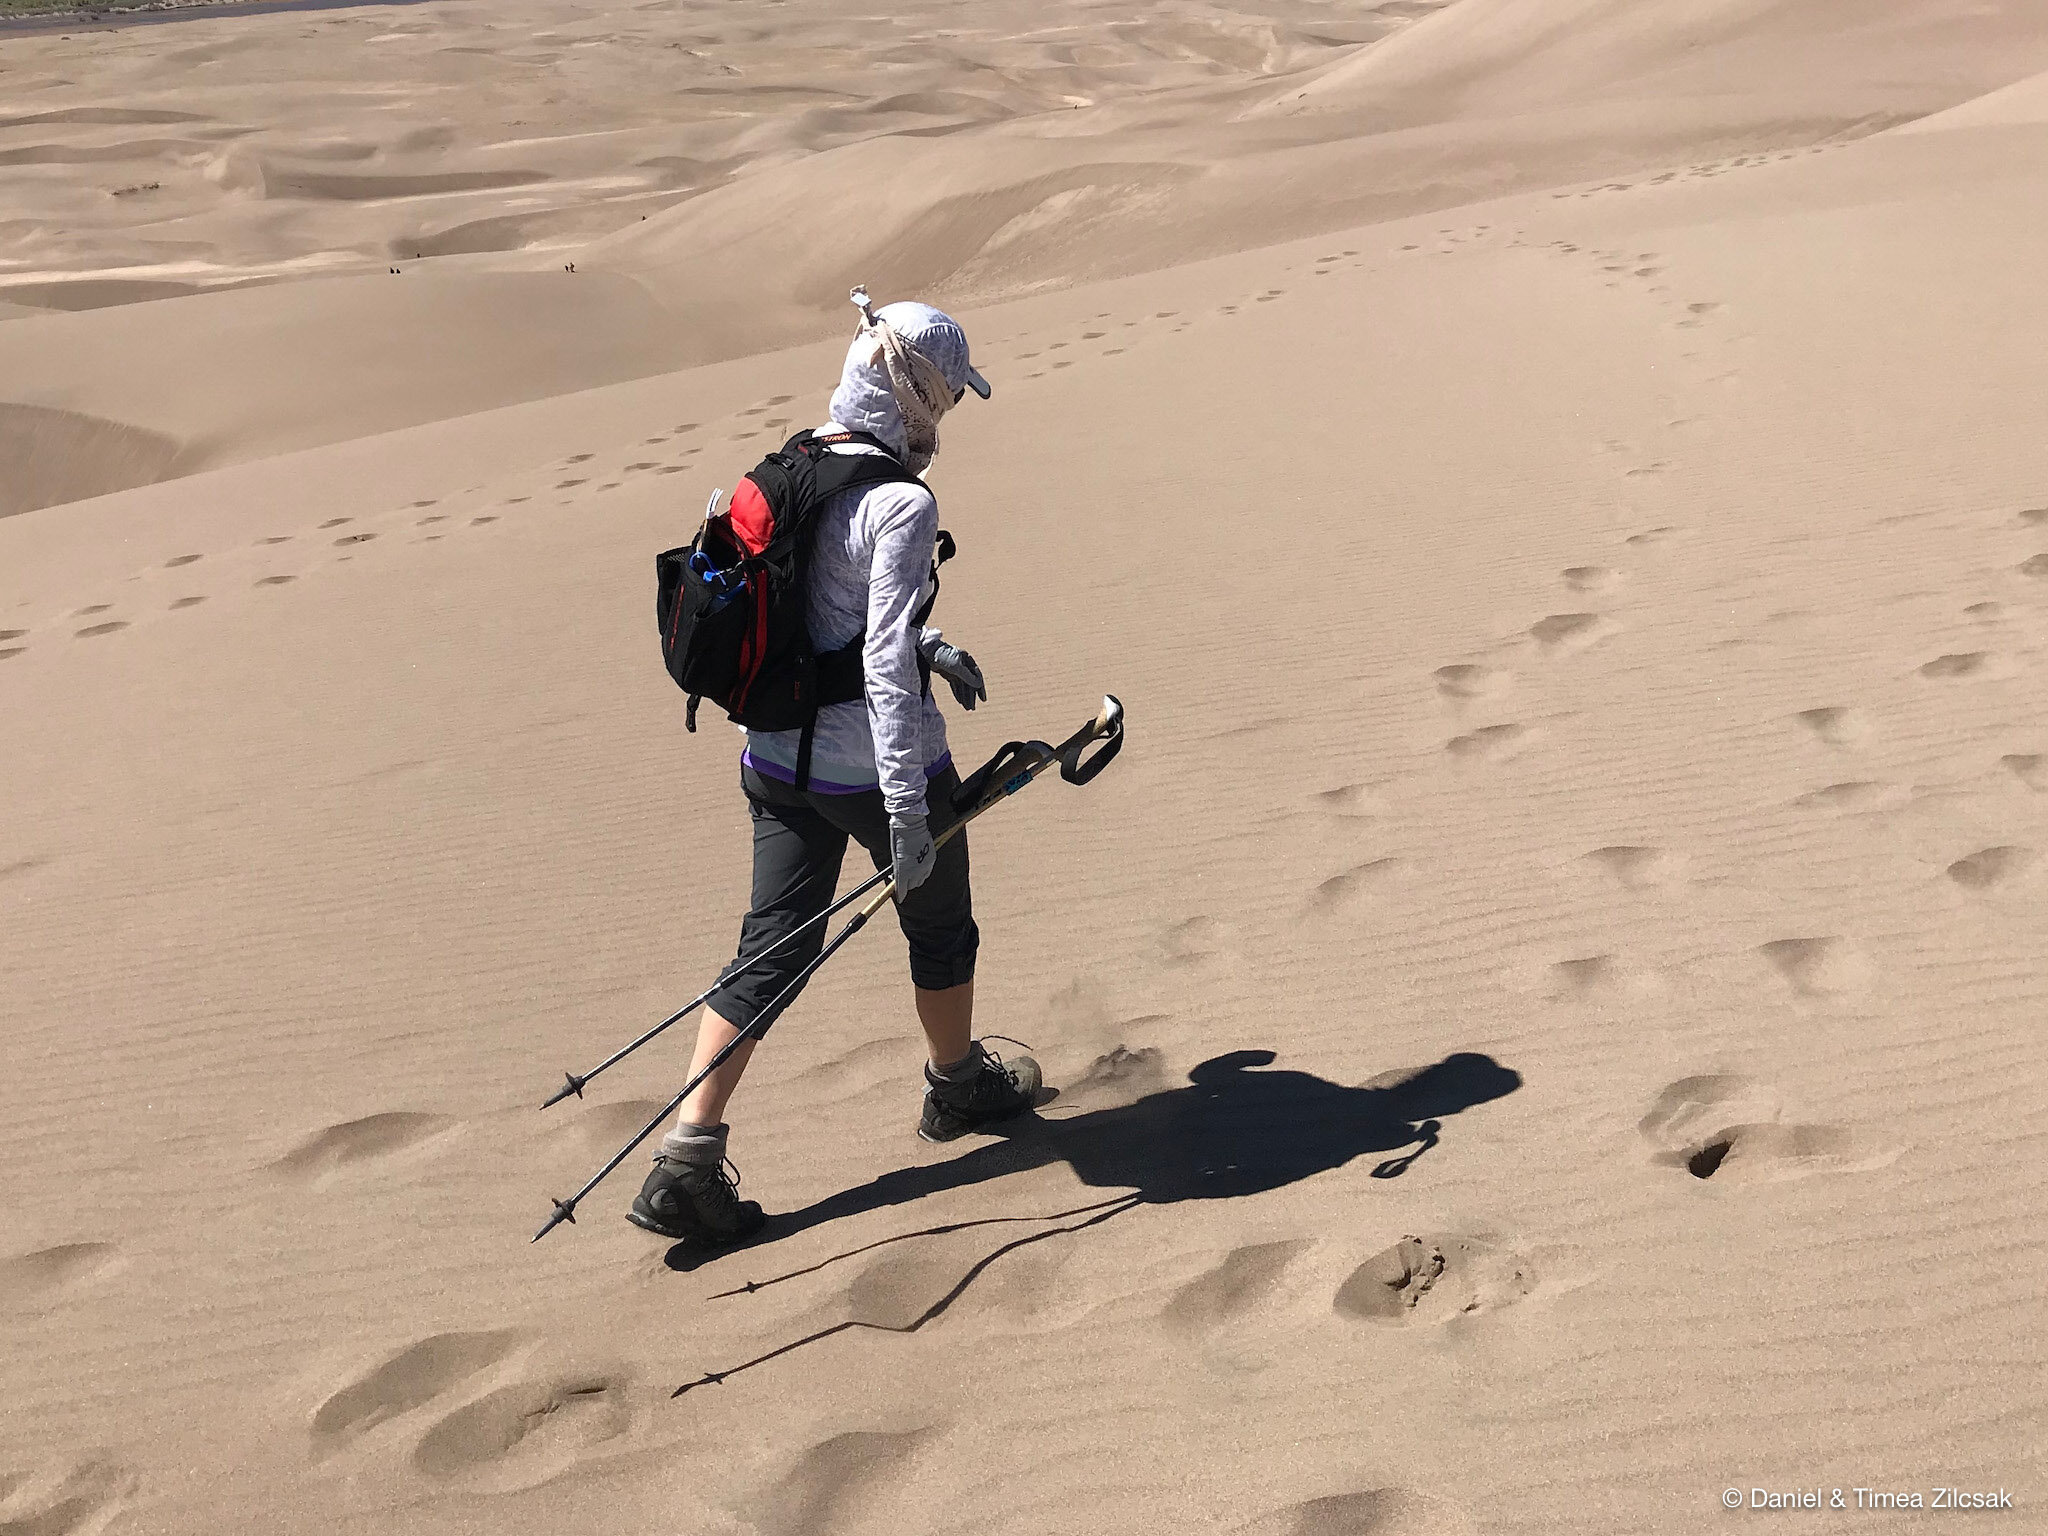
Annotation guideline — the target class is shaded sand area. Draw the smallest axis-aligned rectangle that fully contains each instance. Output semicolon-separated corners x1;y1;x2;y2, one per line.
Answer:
5;3;2048;1534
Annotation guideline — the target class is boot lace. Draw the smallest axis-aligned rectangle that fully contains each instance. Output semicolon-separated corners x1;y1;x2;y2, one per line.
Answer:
669;1154;744;1220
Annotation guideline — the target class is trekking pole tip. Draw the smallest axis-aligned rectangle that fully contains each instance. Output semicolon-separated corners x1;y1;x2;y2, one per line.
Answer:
540;1071;586;1110
532;1197;578;1243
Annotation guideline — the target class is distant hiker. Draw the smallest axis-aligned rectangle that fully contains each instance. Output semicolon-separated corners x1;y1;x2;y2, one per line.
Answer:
631;291;1033;1246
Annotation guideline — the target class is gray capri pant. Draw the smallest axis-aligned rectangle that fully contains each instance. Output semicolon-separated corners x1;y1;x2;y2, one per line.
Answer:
706;761;979;1033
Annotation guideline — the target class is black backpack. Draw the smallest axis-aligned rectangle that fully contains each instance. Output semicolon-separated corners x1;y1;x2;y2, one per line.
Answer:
656;429;952;787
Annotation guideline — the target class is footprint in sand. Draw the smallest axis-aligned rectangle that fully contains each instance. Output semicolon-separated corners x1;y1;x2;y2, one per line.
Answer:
255;575;297;586
1446;723;1533;761
1946;845;2038;891
555;479;586;490
564;453;593;465
1312;783;1388;819
1160;914;1235;968
334;532;376;547
310;1330;522;1457
1638;1075;1879;1183
75;621;127;638
1433;663;1510;700
541;1098;672;1162
1625;525;1679;546
411;1373;632;1488
1758;936;1868;997
1060;1044;1169;1109
1793;780;1901;813
1528;613;1619;653
165;553;202;568
1333;1234;1534;1327
1165;1240;1311;1333
1582;844;1686;890
2003;754;2046;791
1236;1487;1476;1536
0;1461;140;1536
0;1241;122;1302
1307;858;1405;914
2016;507;2047;526
2016;554;2047;578
1561;565;1621;593
319;517;352;529
1918;651;2001;679
1794;706;1870;746
170;596;206;610
269;1110;455;1183
1544;954;1632;997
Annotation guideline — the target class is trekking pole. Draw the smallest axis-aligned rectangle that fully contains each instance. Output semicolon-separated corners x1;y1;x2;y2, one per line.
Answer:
540;865;895;1109
539;695;1126;1108
533;879;900;1243
531;695;1123;1243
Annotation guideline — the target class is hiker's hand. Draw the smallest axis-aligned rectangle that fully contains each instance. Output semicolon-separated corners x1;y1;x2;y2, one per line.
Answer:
889;813;936;896
919;629;986;712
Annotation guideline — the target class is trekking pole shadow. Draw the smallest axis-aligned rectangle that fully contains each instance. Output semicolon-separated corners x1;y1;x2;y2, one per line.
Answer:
670;1196;1142;1396
663;1050;1520;1392
693;1194;1140;1294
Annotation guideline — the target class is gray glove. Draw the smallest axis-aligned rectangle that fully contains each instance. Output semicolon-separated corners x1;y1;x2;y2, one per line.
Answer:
918;628;987;712
889;812;936;895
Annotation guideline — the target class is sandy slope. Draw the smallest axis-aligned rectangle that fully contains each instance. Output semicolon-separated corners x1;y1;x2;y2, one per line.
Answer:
7;0;2048;511
4;4;2048;1536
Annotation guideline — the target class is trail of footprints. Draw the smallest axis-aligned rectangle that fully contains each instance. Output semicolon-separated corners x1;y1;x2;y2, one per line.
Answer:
0;262;1347;655
0;215;1760;662
0;399;777;658
1413;492;2042;993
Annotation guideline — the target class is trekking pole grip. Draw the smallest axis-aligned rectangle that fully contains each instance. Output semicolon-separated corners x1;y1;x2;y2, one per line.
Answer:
1057;694;1124;784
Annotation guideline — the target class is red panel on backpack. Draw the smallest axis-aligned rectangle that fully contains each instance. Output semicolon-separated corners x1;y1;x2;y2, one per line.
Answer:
729;478;775;555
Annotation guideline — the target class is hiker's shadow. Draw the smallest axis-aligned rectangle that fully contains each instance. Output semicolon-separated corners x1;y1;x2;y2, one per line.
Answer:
671;1048;1522;1267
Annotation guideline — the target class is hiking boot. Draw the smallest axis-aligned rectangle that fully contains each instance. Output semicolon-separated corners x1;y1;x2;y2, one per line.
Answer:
628;1153;765;1245
919;1040;1043;1143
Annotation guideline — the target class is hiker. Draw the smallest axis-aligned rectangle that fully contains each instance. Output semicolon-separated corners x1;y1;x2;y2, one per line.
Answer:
630;295;1041;1245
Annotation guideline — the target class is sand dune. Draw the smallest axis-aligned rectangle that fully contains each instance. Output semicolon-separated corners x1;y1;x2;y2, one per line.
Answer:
7;0;2048;512
3;1;2047;1533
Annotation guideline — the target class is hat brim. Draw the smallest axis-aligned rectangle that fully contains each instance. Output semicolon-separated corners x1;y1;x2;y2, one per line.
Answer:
963;365;992;400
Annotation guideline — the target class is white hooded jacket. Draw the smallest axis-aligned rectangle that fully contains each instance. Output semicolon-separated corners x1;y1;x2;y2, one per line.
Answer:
739;303;982;819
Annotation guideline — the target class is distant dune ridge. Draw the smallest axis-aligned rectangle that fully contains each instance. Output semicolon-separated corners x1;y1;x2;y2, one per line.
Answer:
5;0;2048;508
4;1;2048;1533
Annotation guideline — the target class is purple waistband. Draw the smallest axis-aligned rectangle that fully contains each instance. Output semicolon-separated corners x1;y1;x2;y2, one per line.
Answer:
742;748;953;795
